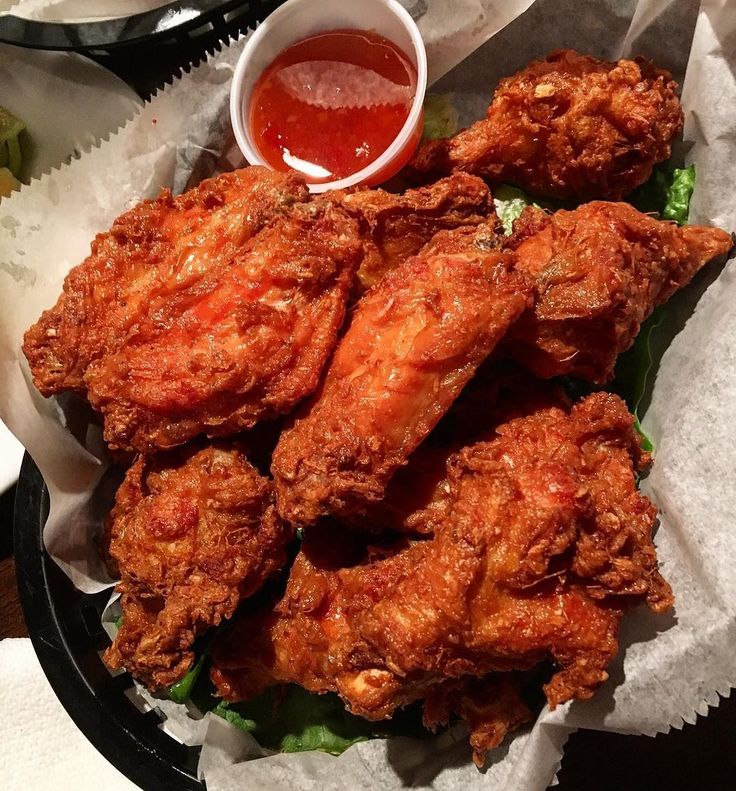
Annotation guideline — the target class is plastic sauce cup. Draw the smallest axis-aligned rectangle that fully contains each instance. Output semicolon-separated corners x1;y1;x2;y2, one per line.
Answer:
230;0;428;193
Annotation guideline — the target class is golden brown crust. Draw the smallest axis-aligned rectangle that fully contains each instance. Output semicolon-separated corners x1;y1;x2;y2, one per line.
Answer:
23;167;308;397
332;173;495;292
271;238;532;527
211;390;672;723
85;201;363;452
103;442;291;690
411;49;684;200
423;675;532;767
503;201;733;382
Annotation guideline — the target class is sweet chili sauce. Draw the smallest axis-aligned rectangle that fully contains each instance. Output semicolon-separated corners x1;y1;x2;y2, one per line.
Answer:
250;29;417;183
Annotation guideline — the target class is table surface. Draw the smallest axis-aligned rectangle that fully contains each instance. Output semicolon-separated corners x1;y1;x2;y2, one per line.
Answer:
3;32;736;791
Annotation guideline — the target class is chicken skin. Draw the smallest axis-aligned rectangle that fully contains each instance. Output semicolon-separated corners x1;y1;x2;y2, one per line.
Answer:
333;173;495;292
353;362;564;537
271;235;532;527
23;166;308;397
411;50;683;201
104;442;290;690
503;202;733;382
211;392;672;754
81;201;362;452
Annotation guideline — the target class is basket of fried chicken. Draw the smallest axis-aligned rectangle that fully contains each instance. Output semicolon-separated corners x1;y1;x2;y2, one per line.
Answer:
21;49;733;768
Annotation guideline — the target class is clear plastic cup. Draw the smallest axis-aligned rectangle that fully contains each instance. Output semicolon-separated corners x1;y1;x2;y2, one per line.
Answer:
230;0;427;193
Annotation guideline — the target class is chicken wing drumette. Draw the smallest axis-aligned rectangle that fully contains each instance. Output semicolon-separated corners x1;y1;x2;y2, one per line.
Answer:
212;390;672;766
104;442;291;690
271;230;531;527
411;49;683;201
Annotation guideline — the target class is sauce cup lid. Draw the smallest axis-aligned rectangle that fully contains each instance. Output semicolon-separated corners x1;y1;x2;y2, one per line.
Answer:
230;0;428;193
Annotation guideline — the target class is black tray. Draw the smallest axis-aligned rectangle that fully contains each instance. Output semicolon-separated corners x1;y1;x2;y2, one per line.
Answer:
13;452;204;790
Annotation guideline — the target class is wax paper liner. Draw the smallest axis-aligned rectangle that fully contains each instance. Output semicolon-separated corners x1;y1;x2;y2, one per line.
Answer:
2;1;736;789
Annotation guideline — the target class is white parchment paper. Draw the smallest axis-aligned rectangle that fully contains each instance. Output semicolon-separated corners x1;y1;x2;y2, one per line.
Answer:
1;1;735;788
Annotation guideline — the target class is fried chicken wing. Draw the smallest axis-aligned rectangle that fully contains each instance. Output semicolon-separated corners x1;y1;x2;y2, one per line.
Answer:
333;173;495;292
23;166;308;396
212;392;671;745
80;201;362;452
411;50;683;201
104;442;291;690
271;235;532;527
503;202;733;382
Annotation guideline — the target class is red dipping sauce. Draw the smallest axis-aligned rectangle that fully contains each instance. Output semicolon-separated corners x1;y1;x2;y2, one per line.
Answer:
249;29;418;183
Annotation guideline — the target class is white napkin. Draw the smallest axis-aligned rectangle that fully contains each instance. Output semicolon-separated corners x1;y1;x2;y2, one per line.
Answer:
0;638;139;790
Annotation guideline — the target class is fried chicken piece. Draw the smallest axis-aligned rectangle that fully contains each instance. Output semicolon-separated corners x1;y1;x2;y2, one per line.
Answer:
423;675;532;767
356;363;567;536
411;49;683;200
333;173;495;292
212;392;671;732
503;202;733;382
271;234;532;527
23;166;308;397
103;442;291;690
80;201;363;452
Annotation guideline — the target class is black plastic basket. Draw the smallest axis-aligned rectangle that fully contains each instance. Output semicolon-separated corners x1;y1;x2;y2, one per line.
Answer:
14;453;204;790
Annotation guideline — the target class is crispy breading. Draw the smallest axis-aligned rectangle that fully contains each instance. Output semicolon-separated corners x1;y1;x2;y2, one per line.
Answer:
333;173;495;292
103;442;291;690
23;167;308;396
83;201;362;452
211;392;671;737
411;50;683;200
423;675;532;767
271;235;532;527
353;363;567;536
503;202;733;382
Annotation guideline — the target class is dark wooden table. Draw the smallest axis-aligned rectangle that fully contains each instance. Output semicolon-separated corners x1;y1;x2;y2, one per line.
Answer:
3;32;736;791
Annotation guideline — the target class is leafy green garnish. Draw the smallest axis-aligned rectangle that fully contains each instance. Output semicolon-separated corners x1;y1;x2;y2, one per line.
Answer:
629;165;696;225
213;686;427;756
421;94;458;141
614;307;666;452
0;106;25;178
492;184;546;235
169;649;209;704
113;614;124;630
662;165;696;225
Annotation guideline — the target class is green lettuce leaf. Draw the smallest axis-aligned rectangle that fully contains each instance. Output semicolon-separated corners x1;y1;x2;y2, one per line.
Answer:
168;649;209;704
213;686;426;756
613;307;665;452
492;184;545;235
421;94;458;141
629;165;696;225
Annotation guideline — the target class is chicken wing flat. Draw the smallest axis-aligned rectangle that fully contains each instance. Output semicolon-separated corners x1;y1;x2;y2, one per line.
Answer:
82;201;363;452
23;166;308;396
212;392;671;750
271;235;532;527
333;173;495;292
104;442;291;690
503;202;733;382
411;50;683;201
